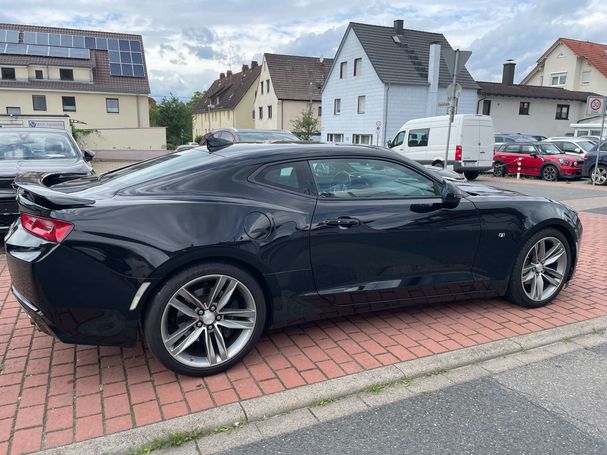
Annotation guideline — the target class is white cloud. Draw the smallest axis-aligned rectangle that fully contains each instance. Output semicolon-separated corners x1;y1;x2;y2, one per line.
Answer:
0;0;605;100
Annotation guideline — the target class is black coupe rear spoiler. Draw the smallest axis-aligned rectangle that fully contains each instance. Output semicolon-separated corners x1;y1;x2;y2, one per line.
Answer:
14;172;95;208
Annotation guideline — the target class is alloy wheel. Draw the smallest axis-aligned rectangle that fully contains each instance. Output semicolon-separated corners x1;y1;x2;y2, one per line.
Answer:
160;274;257;368
521;237;567;302
542;166;557;181
591;165;607;185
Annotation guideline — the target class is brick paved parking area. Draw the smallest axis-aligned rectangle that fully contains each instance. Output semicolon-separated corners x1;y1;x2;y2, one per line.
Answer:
1;212;606;455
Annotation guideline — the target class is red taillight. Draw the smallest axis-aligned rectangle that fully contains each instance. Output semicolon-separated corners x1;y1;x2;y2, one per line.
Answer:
20;213;73;243
455;145;462;161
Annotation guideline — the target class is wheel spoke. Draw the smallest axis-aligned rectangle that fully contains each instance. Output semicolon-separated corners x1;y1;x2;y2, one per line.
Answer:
522;270;535;284
543;244;565;266
204;328;216;365
208;276;227;307
215;279;238;312
172;326;203;355
164;320;197;347
177;288;206;310
218;308;256;317
544;267;563;281
217;319;255;330
169;298;198;319
533;275;544;300
536;240;546;262
542;272;560;287
213;327;229;360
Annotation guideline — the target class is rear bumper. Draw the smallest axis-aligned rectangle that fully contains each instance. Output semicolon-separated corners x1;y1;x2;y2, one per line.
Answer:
12;286;56;336
453;162;493;173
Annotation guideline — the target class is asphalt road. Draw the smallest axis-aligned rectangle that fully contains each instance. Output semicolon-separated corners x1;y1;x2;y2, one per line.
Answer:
222;343;607;455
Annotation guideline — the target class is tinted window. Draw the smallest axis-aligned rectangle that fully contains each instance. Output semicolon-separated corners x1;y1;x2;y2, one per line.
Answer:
408;128;429;147
0;131;80;160
237;131;299;142
538;143;561;155
309;158;438;199
255;161;313;195
504;145;522;153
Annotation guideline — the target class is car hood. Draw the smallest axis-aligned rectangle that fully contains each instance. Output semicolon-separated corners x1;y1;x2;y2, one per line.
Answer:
0;158;92;177
457;183;521;197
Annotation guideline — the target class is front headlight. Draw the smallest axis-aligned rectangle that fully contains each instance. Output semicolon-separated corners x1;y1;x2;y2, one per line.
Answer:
558;158;570;165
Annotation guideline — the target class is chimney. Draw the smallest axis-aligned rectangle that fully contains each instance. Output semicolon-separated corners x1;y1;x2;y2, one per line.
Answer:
242;64;249;72
219;72;225;79
251;60;258;68
426;42;441;117
227;70;233;77
502;60;516;85
394;19;404;35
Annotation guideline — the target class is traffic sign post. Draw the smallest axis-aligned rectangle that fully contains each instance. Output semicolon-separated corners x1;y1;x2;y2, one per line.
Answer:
586;96;607;185
376;120;382;146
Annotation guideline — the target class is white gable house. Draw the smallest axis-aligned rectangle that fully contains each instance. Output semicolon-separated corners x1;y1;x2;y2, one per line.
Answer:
321;20;478;146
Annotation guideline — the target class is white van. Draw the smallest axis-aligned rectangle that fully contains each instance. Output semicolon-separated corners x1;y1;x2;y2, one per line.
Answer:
387;114;494;180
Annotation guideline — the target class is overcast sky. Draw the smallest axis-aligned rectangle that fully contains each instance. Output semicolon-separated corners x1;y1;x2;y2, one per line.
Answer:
2;0;606;101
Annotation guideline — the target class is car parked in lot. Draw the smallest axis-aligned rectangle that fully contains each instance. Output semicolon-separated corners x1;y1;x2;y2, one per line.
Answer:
493;142;584;181
201;128;301;144
582;142;607;185
0;128;94;232
6;143;581;376
544;137;595;157
494;133;538;147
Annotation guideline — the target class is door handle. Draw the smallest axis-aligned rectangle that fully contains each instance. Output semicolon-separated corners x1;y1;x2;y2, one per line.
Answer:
325;217;360;227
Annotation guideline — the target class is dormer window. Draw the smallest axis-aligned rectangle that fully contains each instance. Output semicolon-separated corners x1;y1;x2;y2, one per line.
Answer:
59;68;74;81
1;67;16;80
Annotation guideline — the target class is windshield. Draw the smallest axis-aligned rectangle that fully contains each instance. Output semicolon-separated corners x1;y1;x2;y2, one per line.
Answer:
237;131;300;142
0;131;80;160
538;143;562;155
578;141;595;152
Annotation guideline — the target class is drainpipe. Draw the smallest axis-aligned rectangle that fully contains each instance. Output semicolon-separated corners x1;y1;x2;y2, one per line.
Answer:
382;83;391;146
476;95;486;114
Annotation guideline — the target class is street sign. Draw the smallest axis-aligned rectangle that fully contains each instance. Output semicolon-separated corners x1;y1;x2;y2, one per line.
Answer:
586;96;606;116
442;49;472;78
446;83;462;99
376;120;381;131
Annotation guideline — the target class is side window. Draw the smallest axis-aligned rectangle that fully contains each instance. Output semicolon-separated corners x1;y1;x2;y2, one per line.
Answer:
561;142;577;152
391;131;405;147
521;145;536;154
255;161;314;195
217;131;234;143
504;144;521;153
309;158;438;199
407;128;429;147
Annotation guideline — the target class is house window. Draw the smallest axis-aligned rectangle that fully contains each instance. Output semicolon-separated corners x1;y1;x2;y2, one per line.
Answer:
340;61;347;79
260;82;264;94
62;96;76;112
327;133;344;142
519;102;530;115
352;134;373;145
318;106;322;117
258;106;263;119
32;95;47;111
106;98;119;113
482;99;491;115
551;72;567;86
556;104;569;120
268;105;272;119
334;98;341;114
6;107;21;115
35;70;43;80
266;79;270;93
59;68;74;81
539;75;544;85
357;96;366;114
354;58;362;76
582;71;591;85
1;67;16;80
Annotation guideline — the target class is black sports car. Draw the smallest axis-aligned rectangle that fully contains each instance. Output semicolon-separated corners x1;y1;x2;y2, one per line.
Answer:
6;143;582;376
0;128;94;231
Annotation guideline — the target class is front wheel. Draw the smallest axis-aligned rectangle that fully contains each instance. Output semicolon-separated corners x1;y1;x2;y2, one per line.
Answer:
144;263;266;376
506;229;571;308
493;161;506;177
541;164;559;182
591;164;607;185
464;171;480;181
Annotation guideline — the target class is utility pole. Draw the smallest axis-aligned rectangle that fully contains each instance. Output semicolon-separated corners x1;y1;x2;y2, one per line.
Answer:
593;105;606;185
444;50;459;169
207;103;214;133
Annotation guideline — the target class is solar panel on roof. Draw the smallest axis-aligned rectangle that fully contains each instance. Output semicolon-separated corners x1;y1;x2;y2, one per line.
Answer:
36;32;49;45
119;39;130;51
132;52;143;64
108;39;119;51
96;37;108;50
6;30;19;43
108;50;120;63
133;64;144;77
129;40;141;52
5;43;27;54
60;34;72;47
69;48;90;59
109;63;122;76
27;45;49;56
49;46;69;57
72;35;85;48
84;36;95;49
121;64;133;76
23;31;36;44
49;34;61;46
120;51;131;63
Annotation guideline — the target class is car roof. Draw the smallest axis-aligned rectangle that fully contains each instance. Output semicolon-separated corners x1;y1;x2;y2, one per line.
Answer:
211;143;392;160
213;128;294;134
0;127;70;134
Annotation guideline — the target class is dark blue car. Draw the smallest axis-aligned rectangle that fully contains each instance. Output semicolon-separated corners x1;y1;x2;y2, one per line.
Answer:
582;142;607;185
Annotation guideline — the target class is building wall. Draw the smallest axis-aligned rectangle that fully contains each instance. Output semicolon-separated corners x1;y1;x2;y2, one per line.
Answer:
481;96;586;137
192;109;234;138
0;89;150;128
233;82;257;130
79;127;167;150
254;59;279;129
279;100;321;131
524;43;607;96
321;28;385;144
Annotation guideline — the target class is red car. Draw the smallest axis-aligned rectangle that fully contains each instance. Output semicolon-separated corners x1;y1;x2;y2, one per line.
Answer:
493;142;584;181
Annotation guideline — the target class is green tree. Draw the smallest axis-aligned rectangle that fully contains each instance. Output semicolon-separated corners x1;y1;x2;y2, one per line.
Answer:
151;94;192;149
291;108;319;140
188;90;205;109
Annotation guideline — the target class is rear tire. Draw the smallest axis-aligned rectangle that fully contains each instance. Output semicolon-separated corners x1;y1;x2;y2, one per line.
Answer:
541;164;559;182
506;228;571;308
493;161;506;177
432;160;443;168
464;171;480;181
590;164;607;186
144;262;266;376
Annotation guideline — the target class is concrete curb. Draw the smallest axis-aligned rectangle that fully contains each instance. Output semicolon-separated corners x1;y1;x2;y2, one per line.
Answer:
39;316;607;455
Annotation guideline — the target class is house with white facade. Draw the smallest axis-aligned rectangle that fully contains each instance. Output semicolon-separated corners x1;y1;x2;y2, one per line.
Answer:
254;53;332;132
477;61;597;137
521;38;607;97
321;20;478;146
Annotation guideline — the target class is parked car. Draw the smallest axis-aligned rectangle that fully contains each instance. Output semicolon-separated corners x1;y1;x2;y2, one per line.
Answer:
388;114;494;181
0;128;94;232
424;165;467;182
545;137;595;157
174;144;200;153
582;143;607;185
494;134;538;146
493;142;584;181
201;128;301;144
6;143;581;376
529;135;547;141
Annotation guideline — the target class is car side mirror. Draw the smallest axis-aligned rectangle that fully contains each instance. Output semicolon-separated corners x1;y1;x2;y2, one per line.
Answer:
83;149;95;161
441;181;462;208
530;152;538;158
387;140;393;148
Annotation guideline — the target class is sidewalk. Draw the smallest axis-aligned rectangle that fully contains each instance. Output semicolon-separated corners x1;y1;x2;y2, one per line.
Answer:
0;211;606;454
